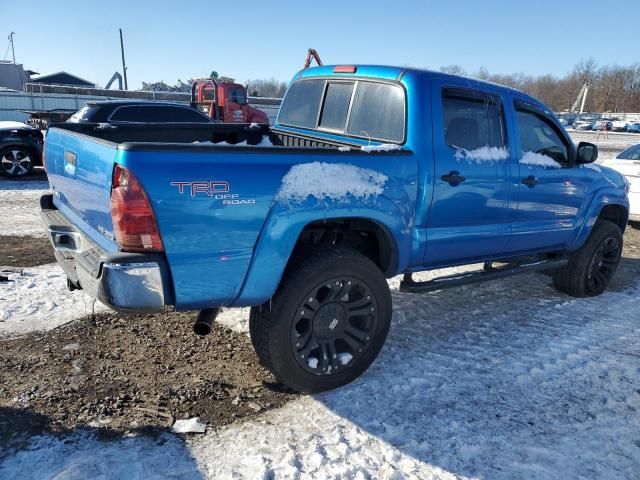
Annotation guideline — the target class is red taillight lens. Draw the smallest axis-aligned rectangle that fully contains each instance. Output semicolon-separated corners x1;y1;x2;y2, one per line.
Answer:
110;164;164;252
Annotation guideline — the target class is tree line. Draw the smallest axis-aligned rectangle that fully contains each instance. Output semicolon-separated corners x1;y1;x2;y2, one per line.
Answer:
140;60;640;112
440;59;640;113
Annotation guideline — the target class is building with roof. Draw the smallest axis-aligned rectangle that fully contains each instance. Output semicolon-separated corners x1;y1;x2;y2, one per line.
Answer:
28;71;95;88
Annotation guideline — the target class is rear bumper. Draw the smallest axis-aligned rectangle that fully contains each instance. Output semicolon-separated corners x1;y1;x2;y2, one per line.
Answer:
40;194;172;312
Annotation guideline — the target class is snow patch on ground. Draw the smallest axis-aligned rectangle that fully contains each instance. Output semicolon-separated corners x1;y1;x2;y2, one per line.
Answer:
455;146;509;163
361;143;402;153
172;417;207;434
0;180;49;237
0;432;202;479
0;263;108;339
275;162;388;204
520;151;562;169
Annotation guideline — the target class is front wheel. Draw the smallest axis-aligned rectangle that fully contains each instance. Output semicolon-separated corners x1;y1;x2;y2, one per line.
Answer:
553;220;623;297
250;248;392;393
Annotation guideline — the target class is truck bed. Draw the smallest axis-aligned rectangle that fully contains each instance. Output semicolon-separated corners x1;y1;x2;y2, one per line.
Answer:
43;123;414;310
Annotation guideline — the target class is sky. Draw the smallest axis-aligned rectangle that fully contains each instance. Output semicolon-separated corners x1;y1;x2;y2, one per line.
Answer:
2;0;639;90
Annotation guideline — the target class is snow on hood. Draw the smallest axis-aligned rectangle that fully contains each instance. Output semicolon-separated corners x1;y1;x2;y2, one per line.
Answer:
520;151;561;169
454;146;509;163
275;162;388;204
0;121;32;130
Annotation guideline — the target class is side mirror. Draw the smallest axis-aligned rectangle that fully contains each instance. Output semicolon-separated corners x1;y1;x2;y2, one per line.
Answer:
577;142;598;164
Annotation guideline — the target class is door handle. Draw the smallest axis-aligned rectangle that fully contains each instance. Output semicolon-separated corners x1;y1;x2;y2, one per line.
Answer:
522;175;538;188
441;171;466;186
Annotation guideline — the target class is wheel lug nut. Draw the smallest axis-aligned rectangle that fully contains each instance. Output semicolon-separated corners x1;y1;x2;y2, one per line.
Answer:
366;296;371;300
300;311;305;315
308;297;313;302
301;354;305;359
347;281;351;285
365;336;370;341
296;343;300;347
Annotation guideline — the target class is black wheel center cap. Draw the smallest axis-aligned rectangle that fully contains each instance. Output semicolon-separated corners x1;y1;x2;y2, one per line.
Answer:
313;302;347;339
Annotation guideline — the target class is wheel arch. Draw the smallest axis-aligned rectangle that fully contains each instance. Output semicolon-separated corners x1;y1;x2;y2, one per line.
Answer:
231;208;410;307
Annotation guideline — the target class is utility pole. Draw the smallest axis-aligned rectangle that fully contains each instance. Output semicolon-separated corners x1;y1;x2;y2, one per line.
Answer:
8;32;16;63
119;28;128;90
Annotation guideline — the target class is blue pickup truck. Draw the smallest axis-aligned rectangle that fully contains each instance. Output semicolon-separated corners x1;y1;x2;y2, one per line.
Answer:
41;65;630;392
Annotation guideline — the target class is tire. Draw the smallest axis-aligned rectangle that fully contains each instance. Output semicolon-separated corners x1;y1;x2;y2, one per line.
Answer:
553;220;623;297
0;146;35;177
249;248;392;393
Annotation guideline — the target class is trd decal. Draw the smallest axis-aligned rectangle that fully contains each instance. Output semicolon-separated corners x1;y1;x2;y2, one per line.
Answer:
171;180;256;205
171;181;230;197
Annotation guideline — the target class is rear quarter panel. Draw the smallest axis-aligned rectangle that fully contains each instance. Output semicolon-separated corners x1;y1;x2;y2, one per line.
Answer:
120;145;418;309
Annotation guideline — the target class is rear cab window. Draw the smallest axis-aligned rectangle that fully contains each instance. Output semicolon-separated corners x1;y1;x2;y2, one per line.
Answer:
277;78;406;143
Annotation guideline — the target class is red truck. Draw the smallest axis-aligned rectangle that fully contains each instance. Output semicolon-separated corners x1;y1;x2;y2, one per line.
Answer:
190;79;269;124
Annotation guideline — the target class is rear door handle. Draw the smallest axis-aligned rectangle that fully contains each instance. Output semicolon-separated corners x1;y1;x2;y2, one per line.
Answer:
441;171;466;186
522;175;538;188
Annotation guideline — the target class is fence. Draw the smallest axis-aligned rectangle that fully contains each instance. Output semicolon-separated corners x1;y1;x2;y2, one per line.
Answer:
0;84;283;123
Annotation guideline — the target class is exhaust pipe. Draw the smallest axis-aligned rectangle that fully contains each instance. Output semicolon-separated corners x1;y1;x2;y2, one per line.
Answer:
193;308;220;336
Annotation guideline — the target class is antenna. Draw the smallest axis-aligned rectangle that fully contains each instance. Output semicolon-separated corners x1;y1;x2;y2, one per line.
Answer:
8;32;16;63
119;28;128;90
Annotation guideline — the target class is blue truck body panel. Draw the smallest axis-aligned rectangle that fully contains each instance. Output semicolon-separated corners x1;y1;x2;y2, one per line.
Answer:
43;66;629;312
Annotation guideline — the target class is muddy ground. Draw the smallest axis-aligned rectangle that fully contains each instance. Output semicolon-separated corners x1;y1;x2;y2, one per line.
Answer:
0;235;55;268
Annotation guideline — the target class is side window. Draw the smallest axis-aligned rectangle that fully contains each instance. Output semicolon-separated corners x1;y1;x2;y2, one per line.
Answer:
516;108;569;166
318;82;354;131
110;106;145;122
346;82;404;143
277;79;325;129
442;88;507;151
110;106;209;123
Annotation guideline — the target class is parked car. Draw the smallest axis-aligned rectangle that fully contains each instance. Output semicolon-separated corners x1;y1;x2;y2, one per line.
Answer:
612;120;629;132
573;119;594;130
67;101;216;125
41;65;629;393
626;122;640;133
601;144;640;221
0;121;44;177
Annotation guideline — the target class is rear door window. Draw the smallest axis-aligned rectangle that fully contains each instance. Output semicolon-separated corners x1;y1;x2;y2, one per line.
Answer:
346;82;405;143
277;79;325;129
442;88;507;151
318;82;354;131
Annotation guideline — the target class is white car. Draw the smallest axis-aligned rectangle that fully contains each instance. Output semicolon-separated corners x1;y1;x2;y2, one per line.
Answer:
611;120;629;132
601;144;640;221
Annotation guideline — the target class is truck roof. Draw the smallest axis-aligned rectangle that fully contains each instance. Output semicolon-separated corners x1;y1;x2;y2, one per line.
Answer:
293;64;542;107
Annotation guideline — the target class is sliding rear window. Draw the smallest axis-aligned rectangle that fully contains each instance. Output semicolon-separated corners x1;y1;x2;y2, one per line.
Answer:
278;78;405;143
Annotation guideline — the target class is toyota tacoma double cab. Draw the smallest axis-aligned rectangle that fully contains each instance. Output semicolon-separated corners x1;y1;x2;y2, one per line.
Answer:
41;65;630;392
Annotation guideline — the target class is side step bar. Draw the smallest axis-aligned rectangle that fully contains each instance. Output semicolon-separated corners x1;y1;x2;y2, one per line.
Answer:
399;258;569;294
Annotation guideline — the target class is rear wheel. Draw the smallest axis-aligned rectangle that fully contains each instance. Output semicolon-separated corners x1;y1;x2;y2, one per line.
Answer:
553;220;622;297
0;146;34;177
250;248;392;393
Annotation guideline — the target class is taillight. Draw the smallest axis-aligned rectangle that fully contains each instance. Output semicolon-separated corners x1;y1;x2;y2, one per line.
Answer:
110;164;163;252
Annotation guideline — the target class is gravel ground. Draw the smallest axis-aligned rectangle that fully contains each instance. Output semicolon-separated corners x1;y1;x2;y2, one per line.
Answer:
0;310;295;441
0;235;55;268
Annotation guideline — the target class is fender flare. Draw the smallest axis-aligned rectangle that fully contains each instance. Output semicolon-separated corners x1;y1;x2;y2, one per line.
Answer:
230;198;411;307
568;188;629;251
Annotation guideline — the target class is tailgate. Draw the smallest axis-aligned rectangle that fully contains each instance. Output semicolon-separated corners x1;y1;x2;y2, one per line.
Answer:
44;127;119;251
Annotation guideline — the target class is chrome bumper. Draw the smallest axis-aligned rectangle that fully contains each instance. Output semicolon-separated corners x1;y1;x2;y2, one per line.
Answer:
40;194;171;312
